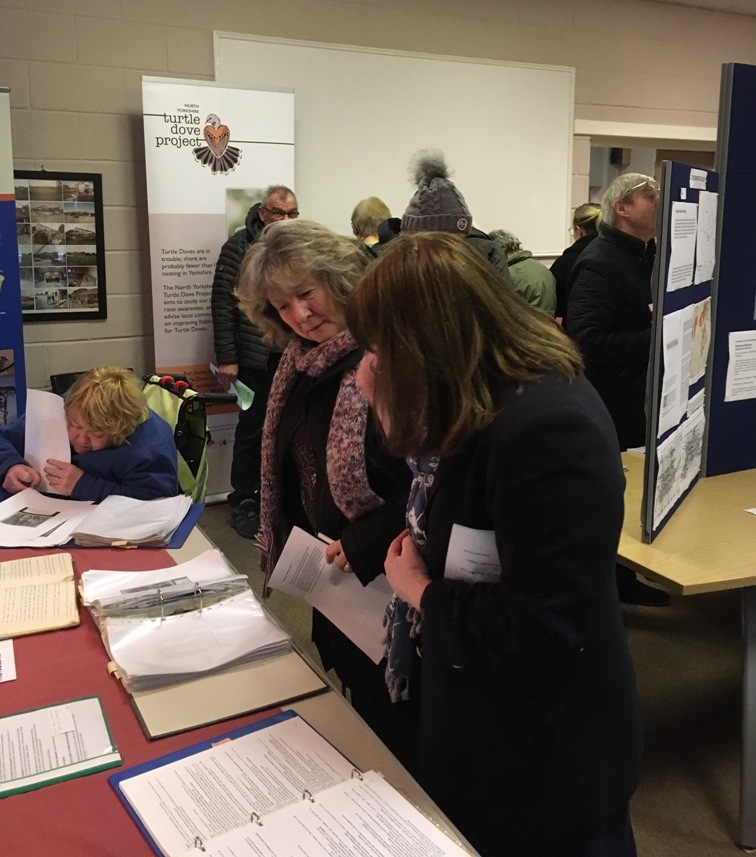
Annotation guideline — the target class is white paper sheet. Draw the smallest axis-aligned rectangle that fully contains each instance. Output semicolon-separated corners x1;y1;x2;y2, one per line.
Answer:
268;527;392;664
689;297;711;384
654;428;684;530
206;771;472;857
444;525;501;583
694;191;718;284
725;330;756;402
0;640;16;683
23;389;71;495
658;306;693;437
681;408;706;490
666;202;698;292
0;488;93;547
0;697;119;795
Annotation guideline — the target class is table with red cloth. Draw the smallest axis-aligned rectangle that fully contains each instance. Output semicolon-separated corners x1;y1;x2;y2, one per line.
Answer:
0;537;463;857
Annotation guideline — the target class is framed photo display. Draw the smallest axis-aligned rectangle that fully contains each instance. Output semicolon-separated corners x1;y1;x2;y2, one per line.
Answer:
14;170;107;321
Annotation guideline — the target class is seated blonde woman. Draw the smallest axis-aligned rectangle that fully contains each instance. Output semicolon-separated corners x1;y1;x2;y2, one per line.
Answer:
0;366;179;502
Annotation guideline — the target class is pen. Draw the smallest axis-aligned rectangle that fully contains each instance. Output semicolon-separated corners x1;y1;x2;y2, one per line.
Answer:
316;532;334;545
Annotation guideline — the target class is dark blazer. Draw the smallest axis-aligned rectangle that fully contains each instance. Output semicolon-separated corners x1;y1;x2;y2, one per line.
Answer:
550;232;596;318
564;224;654;449
276;348;410;677
416;372;642;853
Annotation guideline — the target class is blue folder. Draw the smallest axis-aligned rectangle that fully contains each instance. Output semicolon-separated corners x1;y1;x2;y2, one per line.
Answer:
109;709;298;857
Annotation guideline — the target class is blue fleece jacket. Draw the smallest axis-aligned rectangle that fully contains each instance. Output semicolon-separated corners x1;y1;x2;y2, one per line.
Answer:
0;411;179;502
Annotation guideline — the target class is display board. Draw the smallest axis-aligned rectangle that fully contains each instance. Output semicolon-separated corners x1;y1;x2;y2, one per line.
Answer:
704;62;756;476
0;87;25;424
642;160;718;542
213;33;574;255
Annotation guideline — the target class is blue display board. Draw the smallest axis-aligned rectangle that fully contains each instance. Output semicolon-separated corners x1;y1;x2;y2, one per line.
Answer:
704;62;756;476
642;161;718;542
0;88;26;424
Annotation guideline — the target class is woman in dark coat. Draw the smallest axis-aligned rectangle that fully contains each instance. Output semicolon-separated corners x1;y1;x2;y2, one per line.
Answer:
348;232;642;856
550;202;601;320
236;220;416;765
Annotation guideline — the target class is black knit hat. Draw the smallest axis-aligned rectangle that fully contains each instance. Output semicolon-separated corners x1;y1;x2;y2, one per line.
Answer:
401;149;472;235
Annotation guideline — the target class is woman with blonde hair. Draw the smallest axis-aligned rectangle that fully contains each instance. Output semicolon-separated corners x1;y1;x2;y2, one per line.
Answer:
348;231;641;856
0;366;178;501
550;201;602;319
237;219;416;765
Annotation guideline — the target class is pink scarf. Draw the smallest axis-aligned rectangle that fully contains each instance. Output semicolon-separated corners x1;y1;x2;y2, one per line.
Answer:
257;330;384;587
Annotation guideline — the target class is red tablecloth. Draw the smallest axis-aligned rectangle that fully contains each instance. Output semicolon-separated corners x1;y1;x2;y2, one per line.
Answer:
0;547;278;857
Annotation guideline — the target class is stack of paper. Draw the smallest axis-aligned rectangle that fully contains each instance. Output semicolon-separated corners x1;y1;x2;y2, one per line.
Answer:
81;549;292;693
0;489;193;548
71;493;193;547
0;552;79;639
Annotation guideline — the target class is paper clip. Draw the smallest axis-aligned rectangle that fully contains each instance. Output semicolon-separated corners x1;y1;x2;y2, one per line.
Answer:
351;768;364;780
157;588;165;624
302;788;315;803
194;582;203;613
250;811;263;826
193;835;206;852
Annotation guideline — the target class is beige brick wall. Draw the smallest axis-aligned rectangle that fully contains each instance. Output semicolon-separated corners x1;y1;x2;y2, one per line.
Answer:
4;0;756;387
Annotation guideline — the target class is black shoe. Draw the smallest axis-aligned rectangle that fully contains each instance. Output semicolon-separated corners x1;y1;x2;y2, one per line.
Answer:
616;566;670;607
229;500;260;540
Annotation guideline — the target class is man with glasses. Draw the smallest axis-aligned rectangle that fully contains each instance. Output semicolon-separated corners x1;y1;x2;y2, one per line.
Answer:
211;185;298;538
565;173;669;606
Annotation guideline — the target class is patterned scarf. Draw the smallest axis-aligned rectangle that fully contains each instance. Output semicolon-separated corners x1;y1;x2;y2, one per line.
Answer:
384;454;440;702
257;329;384;588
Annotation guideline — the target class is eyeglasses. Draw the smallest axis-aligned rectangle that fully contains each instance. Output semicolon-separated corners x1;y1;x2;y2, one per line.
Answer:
624;178;660;199
261;205;299;220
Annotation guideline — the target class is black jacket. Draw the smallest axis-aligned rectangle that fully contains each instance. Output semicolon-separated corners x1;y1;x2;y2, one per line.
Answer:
211;203;270;371
550;233;596;318
564;224;654;449
276;348;411;679
416;372;642;852
372;220;513;287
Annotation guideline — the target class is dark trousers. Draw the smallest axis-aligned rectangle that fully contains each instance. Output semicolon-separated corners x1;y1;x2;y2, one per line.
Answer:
467;810;636;857
312;609;420;774
228;361;278;508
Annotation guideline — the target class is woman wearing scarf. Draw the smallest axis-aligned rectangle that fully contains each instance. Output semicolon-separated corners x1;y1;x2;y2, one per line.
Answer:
348;231;642;857
236;219;416;766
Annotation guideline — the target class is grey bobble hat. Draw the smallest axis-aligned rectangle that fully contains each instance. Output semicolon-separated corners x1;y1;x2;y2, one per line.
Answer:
401;149;473;235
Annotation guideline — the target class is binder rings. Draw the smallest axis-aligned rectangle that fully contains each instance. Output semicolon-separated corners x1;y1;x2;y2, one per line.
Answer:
110;710;473;857
108;711;340;855
80;550;327;738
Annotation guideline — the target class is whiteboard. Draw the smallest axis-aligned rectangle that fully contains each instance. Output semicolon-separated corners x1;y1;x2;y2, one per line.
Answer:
214;33;574;255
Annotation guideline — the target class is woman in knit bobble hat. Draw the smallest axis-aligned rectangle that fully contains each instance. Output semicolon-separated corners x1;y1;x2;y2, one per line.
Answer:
400;149;513;285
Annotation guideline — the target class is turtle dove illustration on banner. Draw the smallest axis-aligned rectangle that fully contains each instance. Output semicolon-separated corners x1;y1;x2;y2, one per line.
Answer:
193;114;242;175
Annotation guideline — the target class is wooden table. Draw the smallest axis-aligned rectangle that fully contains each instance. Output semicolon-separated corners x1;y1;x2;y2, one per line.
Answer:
619;453;756;847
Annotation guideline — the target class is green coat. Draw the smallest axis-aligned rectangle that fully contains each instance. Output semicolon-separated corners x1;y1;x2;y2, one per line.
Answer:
507;249;557;316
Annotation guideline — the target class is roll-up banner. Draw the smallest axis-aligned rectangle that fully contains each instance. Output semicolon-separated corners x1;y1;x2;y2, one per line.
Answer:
0;87;26;424
142;77;295;497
